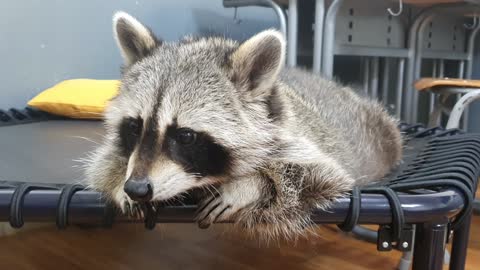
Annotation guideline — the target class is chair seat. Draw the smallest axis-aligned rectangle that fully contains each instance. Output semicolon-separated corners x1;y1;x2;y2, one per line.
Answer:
414;78;480;91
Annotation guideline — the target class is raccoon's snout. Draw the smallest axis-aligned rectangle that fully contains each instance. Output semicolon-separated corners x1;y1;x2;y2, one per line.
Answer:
124;178;153;202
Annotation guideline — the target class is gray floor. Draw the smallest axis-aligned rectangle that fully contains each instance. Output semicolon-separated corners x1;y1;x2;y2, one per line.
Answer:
0;121;104;184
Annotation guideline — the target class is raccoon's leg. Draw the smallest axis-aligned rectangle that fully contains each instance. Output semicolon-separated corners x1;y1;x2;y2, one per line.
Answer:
196;175;264;229
197;160;354;240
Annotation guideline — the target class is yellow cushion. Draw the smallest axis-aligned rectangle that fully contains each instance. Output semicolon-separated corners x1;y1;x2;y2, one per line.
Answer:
28;79;120;119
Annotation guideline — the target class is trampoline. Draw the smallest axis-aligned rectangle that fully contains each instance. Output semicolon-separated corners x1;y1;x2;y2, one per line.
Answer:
0;107;479;270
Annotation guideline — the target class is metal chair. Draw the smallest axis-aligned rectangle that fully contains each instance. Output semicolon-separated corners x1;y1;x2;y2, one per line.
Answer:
415;77;480;129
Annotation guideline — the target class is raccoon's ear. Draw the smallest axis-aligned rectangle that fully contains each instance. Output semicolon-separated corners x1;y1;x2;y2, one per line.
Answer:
230;29;285;97
113;11;160;65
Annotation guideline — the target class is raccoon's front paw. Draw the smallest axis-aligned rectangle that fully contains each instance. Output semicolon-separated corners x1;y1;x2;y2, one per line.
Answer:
196;177;262;229
112;187;144;219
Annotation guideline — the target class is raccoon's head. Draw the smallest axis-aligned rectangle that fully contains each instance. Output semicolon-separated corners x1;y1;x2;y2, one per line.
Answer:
87;11;286;204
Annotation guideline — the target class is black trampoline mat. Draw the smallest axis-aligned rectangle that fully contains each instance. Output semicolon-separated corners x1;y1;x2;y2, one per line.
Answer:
0;120;104;184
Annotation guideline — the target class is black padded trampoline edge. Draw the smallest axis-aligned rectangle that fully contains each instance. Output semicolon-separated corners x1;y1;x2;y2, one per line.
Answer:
0;107;68;126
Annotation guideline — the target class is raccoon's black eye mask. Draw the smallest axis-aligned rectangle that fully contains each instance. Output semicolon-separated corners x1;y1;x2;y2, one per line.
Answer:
118;116;143;156
117;116;231;177
163;124;232;177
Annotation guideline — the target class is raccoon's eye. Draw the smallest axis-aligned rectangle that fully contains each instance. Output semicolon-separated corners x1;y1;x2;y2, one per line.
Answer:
176;128;197;146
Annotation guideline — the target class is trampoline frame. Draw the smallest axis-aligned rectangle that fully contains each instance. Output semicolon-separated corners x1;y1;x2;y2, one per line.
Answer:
0;109;479;270
0;184;468;270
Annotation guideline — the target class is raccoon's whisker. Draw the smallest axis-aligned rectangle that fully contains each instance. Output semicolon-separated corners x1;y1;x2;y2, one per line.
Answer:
176;198;186;207
205;184;220;199
164;198;174;207
163;199;171;207
202;185;216;199
72;157;93;166
203;187;215;200
187;172;202;180
91;132;109;141
167;192;188;207
167;198;178;207
69;136;100;145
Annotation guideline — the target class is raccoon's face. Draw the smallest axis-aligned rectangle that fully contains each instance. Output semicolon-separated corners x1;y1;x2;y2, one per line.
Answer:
89;12;285;204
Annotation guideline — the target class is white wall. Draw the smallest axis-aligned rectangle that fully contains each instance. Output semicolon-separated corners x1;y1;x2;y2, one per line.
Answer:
0;0;278;108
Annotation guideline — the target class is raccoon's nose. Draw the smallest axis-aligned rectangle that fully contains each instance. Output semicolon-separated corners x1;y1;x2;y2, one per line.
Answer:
124;178;153;202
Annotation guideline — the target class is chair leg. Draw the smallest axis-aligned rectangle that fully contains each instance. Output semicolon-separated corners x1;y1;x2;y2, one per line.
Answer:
449;210;473;270
446;89;480;129
412;222;448;270
428;94;448;127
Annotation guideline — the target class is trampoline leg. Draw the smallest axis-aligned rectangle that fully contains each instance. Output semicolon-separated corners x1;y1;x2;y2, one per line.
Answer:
397;225;416;270
449;211;473;270
474;200;480;215
412;222;448;270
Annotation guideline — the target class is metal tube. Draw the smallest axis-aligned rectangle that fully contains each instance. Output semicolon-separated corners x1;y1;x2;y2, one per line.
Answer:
466;22;480;79
370;57;380;99
382;58;391;105
446;89;480;129
351;226;378;243
398;225;417;270
449;212;473;270
269;0;287;42
409;3;474;123
0;188;465;226
428;94;445;127
412;14;437;123
287;0;298;67
322;0;344;78
458;60;465;79
404;3;462;123
363;57;370;95
405;10;432;124
439;59;445;78
428;94;435;117
429;60;438;113
412;222;448;270
312;0;325;73
433;59;445;128
458;60;467;130
463;110;470;132
222;0;287;40
279;13;287;52
396;58;405;118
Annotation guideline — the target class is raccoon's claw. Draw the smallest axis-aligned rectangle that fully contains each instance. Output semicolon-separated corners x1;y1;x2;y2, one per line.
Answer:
113;189;145;219
196;196;234;229
131;203;145;220
196;178;262;229
120;200;144;219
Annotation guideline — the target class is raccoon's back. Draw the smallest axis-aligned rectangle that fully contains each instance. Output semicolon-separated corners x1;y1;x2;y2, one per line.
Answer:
279;68;402;183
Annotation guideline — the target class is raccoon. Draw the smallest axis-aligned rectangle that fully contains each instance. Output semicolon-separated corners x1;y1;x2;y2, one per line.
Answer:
85;11;402;241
